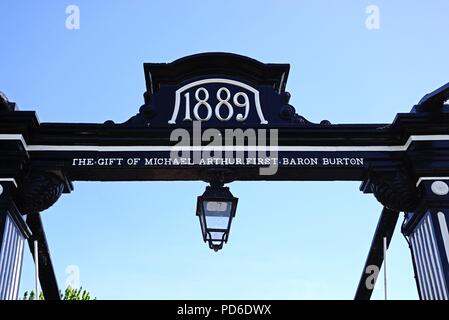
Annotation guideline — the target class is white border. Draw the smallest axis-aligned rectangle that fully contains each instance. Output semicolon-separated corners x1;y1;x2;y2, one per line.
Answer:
416;177;449;187
1;133;448;153
0;134;27;148
437;212;449;267
0;178;18;188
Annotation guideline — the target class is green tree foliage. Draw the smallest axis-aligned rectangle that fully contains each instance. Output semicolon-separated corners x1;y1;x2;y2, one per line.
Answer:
22;290;44;300
61;286;94;300
22;287;95;300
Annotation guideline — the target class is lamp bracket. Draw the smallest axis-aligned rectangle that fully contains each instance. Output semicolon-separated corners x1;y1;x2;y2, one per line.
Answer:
203;169;234;187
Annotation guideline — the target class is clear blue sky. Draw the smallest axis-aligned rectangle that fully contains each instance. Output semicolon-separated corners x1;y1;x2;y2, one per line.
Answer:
1;0;448;299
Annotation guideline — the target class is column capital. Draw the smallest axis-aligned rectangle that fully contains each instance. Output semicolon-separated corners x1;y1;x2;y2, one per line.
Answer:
0;178;17;210
365;169;421;212
415;179;449;208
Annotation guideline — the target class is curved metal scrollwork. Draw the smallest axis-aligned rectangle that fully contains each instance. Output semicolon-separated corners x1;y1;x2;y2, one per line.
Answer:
371;170;421;212
15;171;66;214
278;92;331;125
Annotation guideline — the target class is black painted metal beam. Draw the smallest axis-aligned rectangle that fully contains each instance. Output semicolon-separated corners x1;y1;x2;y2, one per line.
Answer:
416;82;449;112
26;212;60;300
354;207;399;300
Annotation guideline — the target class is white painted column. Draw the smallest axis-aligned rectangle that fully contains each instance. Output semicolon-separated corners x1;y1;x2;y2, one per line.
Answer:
0;180;26;300
405;179;449;300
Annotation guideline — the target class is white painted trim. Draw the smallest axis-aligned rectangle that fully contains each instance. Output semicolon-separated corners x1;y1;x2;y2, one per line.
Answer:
0;134;27;149
426;214;449;299
422;217;444;299
278;73;285;94
1;133;449;153
410;233;429;299
437;212;449;267
0;178;17;188
416;177;449;187
25;145;400;152
416;227;436;299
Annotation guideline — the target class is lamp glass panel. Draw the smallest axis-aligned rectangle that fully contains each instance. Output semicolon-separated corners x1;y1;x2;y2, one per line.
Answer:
209;231;226;241
199;214;206;235
203;201;232;230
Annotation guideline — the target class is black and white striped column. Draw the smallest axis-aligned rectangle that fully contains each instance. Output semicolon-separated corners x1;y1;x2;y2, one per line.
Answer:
0;179;30;300
403;179;449;300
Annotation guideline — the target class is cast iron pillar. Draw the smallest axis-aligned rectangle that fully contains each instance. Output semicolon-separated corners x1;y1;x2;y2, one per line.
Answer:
0;179;31;300
402;179;449;299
